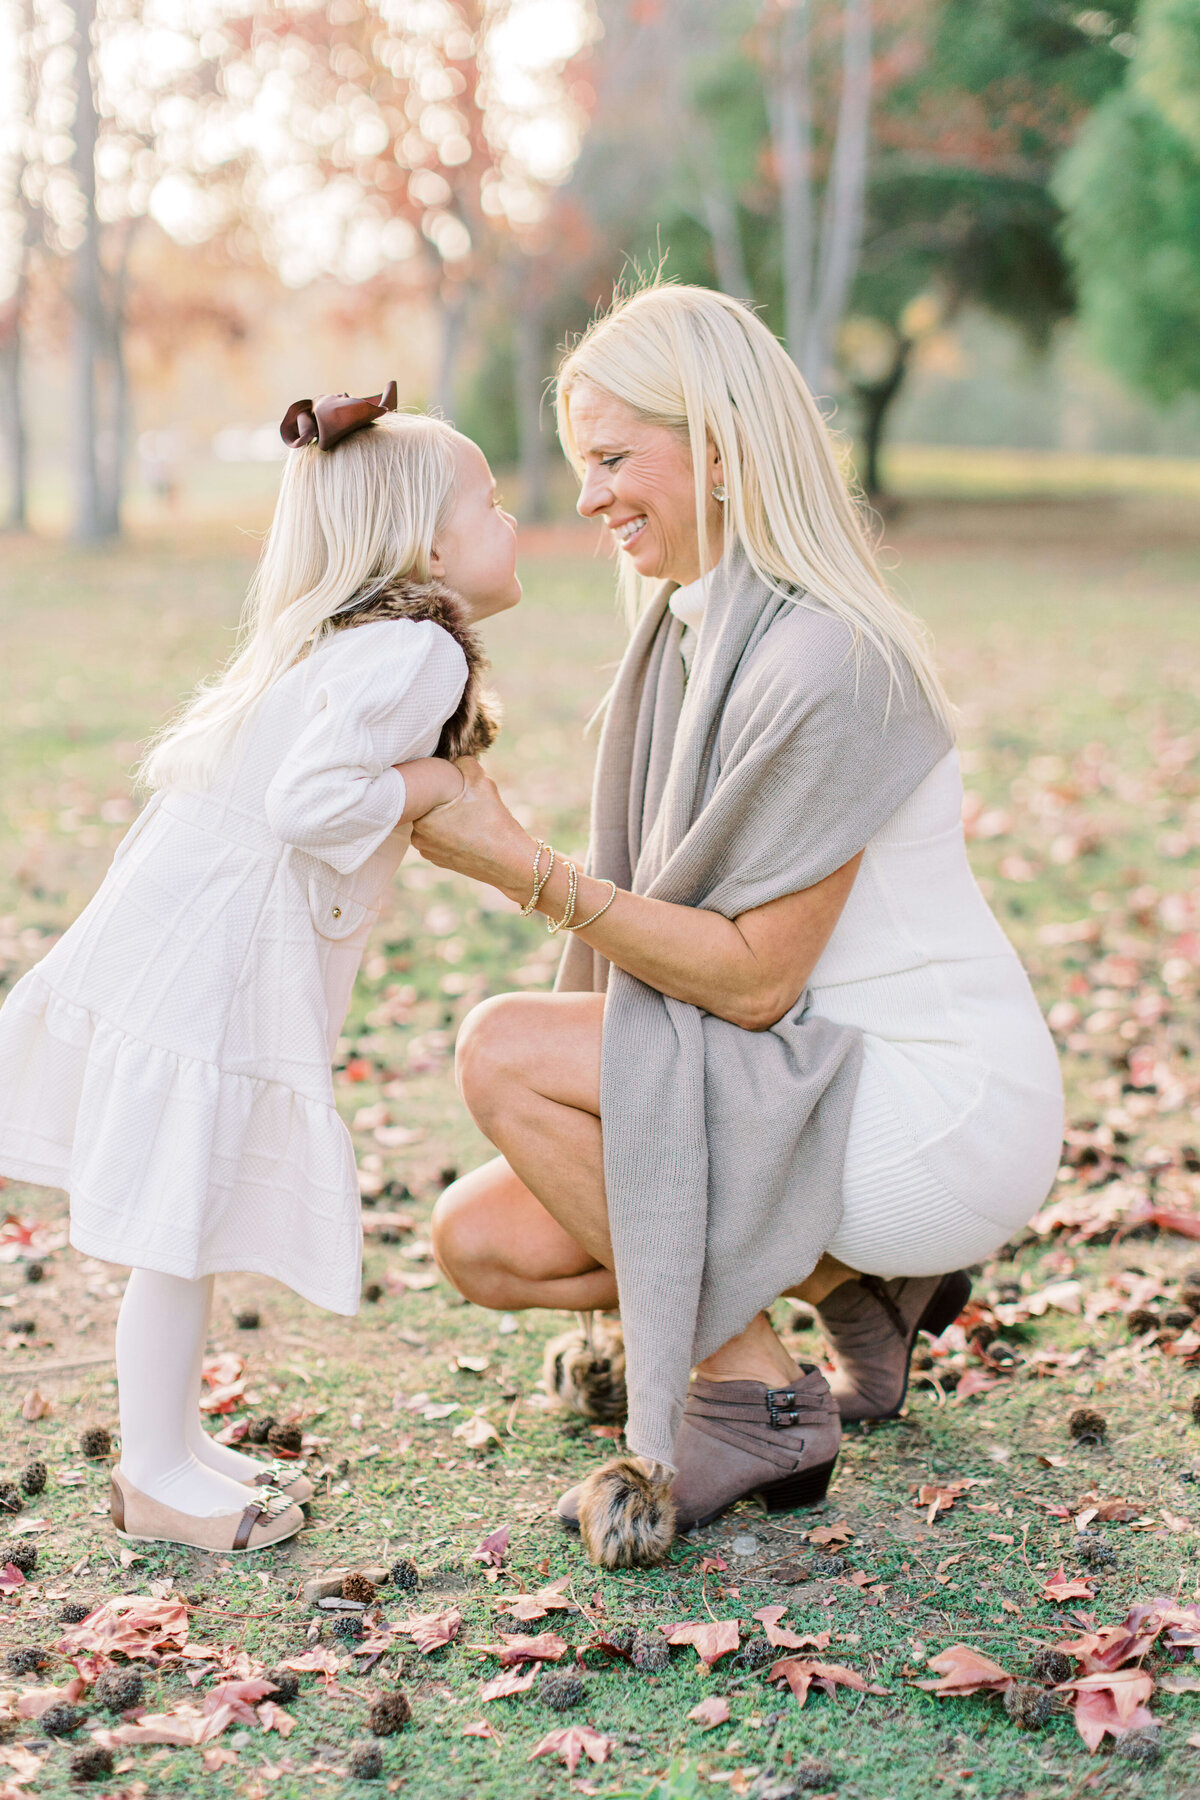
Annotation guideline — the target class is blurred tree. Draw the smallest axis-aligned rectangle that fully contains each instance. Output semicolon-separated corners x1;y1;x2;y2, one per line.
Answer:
1056;0;1200;403
0;0;43;531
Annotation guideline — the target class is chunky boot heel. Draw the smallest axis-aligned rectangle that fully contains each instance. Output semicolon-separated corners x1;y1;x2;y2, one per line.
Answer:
816;1269;974;1424
917;1271;972;1340
762;1456;837;1512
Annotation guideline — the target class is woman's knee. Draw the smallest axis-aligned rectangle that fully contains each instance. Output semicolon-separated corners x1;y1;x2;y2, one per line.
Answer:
430;1168;518;1309
454;992;538;1123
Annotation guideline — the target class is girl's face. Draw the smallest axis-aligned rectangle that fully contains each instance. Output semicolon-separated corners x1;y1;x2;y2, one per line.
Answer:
430;435;521;620
569;381;724;587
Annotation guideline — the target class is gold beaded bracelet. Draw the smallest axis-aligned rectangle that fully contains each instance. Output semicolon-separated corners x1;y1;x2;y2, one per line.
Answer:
547;858;578;934
520;839;554;916
569;878;618;932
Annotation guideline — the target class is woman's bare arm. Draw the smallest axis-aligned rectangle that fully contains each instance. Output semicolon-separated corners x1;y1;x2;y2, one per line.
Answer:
408;759;860;1032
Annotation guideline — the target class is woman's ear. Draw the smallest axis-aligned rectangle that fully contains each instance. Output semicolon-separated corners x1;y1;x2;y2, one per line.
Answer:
708;438;724;488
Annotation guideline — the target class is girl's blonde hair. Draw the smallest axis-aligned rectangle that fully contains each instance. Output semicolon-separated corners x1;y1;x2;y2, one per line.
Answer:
139;412;459;792
555;282;954;733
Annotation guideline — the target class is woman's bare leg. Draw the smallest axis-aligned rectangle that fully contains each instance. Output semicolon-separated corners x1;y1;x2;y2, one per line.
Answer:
433;990;859;1383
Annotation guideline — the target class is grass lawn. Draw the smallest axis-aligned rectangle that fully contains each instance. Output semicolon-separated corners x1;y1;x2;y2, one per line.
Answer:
0;489;1199;1799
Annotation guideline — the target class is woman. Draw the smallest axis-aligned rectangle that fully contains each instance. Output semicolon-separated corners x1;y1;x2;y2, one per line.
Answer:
419;284;1064;1567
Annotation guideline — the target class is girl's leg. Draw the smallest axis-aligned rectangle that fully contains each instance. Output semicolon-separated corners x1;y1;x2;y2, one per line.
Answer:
435;990;852;1382
184;1281;280;1484
115;1269;269;1517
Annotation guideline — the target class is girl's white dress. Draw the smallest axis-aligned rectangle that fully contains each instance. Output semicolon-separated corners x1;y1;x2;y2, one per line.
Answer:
0;620;467;1314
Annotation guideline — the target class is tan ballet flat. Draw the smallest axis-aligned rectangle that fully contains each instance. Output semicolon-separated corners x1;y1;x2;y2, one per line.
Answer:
240;1459;314;1505
111;1469;305;1553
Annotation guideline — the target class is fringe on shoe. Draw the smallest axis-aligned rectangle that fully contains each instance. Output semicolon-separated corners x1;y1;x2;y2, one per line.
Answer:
542;1312;627;1424
321;576;499;759
576;1457;676;1569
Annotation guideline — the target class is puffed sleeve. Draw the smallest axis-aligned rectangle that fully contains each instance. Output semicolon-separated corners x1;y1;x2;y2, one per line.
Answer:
264;619;468;874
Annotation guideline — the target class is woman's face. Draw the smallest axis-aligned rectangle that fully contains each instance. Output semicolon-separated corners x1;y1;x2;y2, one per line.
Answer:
569;382;723;587
430;433;521;620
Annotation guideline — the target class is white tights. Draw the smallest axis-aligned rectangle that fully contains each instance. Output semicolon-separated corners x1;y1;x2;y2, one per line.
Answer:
115;1269;273;1517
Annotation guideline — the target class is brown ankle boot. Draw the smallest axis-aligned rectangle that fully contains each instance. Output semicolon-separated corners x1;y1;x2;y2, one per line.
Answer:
815;1271;971;1422
557;1363;840;1542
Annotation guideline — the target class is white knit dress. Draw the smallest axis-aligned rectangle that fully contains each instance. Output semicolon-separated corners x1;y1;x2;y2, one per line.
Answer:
671;579;1063;1276
0;619;467;1314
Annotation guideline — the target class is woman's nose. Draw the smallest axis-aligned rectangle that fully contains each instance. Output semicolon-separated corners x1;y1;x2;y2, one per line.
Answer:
577;468;612;519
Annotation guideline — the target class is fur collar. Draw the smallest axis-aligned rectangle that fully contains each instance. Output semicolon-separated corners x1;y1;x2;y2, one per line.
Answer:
323;576;498;760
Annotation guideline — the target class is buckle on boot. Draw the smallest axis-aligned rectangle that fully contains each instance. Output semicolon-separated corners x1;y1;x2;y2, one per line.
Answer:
766;1387;799;1429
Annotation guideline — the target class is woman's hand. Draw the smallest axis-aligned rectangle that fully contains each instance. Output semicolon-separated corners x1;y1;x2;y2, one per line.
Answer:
409;757;536;900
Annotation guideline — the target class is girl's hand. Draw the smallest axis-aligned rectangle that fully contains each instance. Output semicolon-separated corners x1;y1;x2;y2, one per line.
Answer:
409;757;535;899
395;757;466;824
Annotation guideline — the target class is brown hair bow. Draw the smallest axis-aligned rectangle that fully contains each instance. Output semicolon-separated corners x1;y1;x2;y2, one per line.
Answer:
280;381;398;452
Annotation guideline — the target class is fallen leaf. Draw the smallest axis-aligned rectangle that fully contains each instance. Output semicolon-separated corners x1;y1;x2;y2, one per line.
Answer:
17;1680;86;1719
769;1658;884;1707
1062;1669;1155;1751
666;1619;740;1665
470;1527;510;1569
0;1564;26;1595
808;1521;853;1548
400;1607;462;1654
480;1666;539;1702
953;1369;999;1402
698;1555;728;1574
201;1747;240;1770
203;1678;277;1724
462;1718;501;1741
1042;1568;1097;1604
256;1702;295;1737
527;1724;612;1776
751;1606;830;1651
454;1414;502;1451
687;1696;730;1729
19;1389;49;1422
913;1645;1014;1696
93;1703;237;1748
59;1595;190;1660
493;1631;569;1667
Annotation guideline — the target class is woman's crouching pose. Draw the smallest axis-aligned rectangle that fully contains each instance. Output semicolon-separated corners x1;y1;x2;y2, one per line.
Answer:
420;283;1063;1569
0;390;519;1552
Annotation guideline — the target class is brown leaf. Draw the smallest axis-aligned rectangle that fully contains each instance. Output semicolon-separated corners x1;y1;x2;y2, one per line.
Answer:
527;1724;612;1775
687;1696;730;1729
1074;1493;1139;1523
808;1521;853;1548
470;1527;510;1569
400;1607;462;1654
462;1718;501;1741
256;1702;295;1737
480;1666;539;1702
697;1555;728;1573
1042;1568;1097;1604
203;1678;277;1724
913;1645;1014;1696
751;1606;830;1652
494;1631;569;1667
665;1619;739;1665
454;1414;502;1451
16;1680;86;1719
93;1703;237;1748
769;1658;882;1707
59;1595;190;1660
19;1388;49;1422
1062;1670;1155;1751
0;1563;26;1594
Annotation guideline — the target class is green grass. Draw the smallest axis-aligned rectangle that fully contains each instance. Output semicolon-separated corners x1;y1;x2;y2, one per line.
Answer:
0;495;1199;1798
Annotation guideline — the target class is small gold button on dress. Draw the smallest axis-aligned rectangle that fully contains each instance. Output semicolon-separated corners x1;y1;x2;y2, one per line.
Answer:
332;906;341;919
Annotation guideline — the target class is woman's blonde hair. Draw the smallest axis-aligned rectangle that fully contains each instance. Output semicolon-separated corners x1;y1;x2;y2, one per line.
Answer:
555;282;954;733
139;412;459;792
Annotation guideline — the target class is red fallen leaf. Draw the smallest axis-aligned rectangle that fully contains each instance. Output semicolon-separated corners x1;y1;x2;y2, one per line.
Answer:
913;1645;1014;1696
1061;1670;1156;1752
1042;1568;1097;1604
1142;1207;1200;1240
953;1369;998;1402
59;1595;190;1660
527;1723;612;1775
470;1527;510;1569
497;1576;574;1623
277;1647;342;1686
698;1555;728;1573
201;1746;240;1770
914;1479;982;1523
92;1702;238;1748
687;1696;730;1729
0;1562;26;1594
256;1701;295;1737
201;1351;244;1388
494;1631;569;1667
752;1606;831;1652
480;1665;539;1702
199;1379;245;1415
1074;1493;1139;1523
203;1678;277;1724
17;1680;86;1719
769;1658;884;1707
665;1619;739;1665
397;1607;462;1655
463;1718;501;1740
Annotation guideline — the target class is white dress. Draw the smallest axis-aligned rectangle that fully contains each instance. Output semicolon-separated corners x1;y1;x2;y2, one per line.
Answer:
670;578;1063;1276
0;619;467;1314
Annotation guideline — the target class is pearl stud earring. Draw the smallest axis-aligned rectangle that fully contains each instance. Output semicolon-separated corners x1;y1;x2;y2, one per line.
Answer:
711;485;727;502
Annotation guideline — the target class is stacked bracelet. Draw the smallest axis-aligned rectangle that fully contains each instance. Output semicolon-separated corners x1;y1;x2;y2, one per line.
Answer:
547;859;578;934
570;879;618;932
520;839;554;916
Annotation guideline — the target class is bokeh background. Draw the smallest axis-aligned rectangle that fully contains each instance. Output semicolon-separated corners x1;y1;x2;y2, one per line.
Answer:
3;6;1200;1798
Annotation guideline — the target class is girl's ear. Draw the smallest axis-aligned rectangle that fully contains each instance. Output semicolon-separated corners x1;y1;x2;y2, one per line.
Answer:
429;541;446;579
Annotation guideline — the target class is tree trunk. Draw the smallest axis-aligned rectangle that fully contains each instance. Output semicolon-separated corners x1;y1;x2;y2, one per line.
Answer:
803;0;872;391
512;267;549;524
0;292;28;532
98;217;139;538
853;333;910;501
768;0;815;366
434;284;469;424
69;0;106;543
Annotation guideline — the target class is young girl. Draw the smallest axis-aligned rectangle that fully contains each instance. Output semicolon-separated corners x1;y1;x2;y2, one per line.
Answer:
0;389;519;1552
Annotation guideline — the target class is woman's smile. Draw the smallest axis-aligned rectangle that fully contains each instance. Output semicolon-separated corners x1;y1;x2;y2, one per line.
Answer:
610;513;648;551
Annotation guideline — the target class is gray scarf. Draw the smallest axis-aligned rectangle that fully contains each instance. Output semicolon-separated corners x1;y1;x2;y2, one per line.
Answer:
558;550;952;1469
